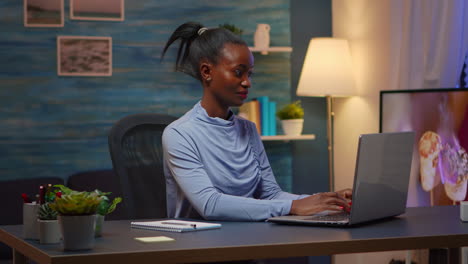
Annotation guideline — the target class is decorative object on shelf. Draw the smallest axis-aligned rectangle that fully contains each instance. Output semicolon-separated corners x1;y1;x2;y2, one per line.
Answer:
70;0;125;21
95;190;122;237
296;37;356;191
276;101;304;136
254;24;271;50
23;0;64;28
50;185;103;251
219;23;243;36
37;203;61;244
57;36;112;77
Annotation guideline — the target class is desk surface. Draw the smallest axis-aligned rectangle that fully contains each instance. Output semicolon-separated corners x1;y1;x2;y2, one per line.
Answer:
1;206;468;264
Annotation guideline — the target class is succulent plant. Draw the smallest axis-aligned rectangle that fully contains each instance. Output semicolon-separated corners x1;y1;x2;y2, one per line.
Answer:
276;100;304;120
38;203;58;220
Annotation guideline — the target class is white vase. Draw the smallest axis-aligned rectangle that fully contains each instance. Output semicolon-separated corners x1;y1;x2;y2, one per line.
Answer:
254;23;271;49
281;119;304;136
22;203;39;240
38;219;61;244
94;214;105;237
58;214;96;251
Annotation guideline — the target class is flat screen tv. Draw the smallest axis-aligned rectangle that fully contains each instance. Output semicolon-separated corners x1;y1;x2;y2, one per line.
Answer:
380;88;468;207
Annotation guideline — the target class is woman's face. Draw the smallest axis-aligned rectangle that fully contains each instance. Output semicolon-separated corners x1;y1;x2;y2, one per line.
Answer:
205;43;254;108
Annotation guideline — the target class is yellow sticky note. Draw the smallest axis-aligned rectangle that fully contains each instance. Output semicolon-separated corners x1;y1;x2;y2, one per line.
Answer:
134;236;175;243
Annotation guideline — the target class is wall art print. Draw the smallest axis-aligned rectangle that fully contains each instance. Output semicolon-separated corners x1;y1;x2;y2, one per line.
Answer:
24;0;64;27
70;0;124;21
57;36;112;77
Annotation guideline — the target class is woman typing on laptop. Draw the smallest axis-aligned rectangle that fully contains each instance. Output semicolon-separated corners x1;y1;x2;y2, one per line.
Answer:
161;22;352;221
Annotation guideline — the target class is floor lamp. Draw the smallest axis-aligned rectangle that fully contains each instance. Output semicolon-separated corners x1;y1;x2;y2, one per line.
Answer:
296;38;356;192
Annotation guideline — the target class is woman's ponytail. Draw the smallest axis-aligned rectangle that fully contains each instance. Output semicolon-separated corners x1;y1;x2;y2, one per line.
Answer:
161;22;203;76
161;21;247;80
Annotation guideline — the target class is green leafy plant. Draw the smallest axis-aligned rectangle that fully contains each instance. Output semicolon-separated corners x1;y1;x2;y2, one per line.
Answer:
276;100;304;120
94;190;122;216
49;191;102;216
50;185;122;216
37;203;58;220
219;23;243;36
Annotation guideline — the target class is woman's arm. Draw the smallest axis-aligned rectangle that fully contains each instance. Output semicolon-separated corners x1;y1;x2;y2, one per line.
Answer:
251;124;351;215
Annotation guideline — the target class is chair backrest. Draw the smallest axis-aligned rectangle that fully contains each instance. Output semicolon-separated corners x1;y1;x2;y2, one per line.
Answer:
0;177;64;260
108;113;177;220
66;169;127;220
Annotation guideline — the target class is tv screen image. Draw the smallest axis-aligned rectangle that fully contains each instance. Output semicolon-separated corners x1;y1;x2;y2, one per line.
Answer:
380;89;468;206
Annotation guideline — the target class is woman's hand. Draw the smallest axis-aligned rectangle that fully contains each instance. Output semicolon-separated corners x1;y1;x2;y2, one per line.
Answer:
336;188;352;200
289;189;352;216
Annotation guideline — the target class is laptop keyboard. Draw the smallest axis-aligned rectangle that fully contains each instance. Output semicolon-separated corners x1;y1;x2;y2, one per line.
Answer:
305;211;350;222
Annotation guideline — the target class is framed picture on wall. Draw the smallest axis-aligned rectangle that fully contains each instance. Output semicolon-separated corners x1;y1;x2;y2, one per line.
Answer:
70;0;124;21
24;0;64;27
57;36;112;77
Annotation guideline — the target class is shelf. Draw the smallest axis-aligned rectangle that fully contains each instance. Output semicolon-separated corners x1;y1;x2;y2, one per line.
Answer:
260;134;316;141
248;46;292;55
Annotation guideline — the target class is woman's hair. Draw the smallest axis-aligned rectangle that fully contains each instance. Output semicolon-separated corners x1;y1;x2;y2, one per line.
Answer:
161;21;247;80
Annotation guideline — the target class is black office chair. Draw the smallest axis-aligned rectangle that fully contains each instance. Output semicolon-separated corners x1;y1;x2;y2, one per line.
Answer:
108;113;177;220
0;177;64;262
66;169;128;220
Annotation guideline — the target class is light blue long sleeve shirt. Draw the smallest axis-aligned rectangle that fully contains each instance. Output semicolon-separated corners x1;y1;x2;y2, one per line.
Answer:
162;102;307;221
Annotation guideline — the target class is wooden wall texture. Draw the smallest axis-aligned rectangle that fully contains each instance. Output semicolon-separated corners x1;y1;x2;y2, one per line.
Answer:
0;0;293;190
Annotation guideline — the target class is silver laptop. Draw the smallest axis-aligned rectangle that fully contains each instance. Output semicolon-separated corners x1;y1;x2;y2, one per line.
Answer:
268;131;415;226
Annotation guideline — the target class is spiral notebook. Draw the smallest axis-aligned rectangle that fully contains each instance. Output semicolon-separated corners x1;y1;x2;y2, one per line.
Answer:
131;219;222;233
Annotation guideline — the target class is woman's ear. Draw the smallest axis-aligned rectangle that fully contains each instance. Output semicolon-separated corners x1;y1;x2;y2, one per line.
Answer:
200;62;212;82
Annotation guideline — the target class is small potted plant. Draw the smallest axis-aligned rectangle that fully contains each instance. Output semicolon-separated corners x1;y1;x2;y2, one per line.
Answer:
276;100;305;136
49;185;103;251
37;203;61;244
95;190;122;237
219;23;243;36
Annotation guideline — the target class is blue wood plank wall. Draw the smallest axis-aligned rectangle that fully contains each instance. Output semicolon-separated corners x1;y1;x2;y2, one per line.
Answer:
0;1;293;191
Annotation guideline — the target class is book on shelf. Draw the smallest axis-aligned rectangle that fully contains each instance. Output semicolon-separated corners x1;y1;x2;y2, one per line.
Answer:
240;97;278;136
131;219;222;233
253;99;261;134
239;99;261;134
257;96;270;136
269;101;277;136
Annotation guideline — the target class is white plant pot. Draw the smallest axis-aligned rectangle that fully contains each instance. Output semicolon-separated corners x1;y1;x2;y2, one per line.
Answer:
38;219;61;244
95;214;105;237
58;214;96;251
281;119;304;136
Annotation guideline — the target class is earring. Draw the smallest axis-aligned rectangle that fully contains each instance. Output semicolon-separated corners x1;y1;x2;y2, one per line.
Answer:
206;77;212;82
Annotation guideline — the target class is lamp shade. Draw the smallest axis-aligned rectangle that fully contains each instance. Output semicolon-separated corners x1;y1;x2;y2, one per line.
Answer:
296;38;356;97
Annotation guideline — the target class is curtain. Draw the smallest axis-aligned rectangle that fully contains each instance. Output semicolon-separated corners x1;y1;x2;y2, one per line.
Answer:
333;1;468;263
391;0;468;89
